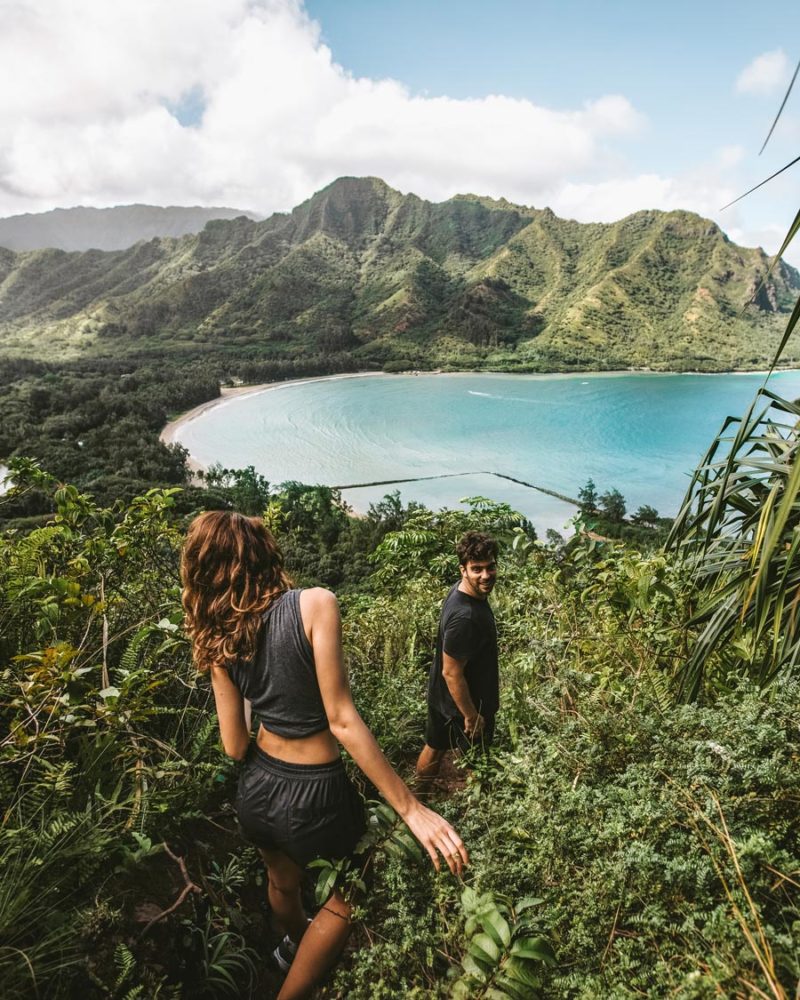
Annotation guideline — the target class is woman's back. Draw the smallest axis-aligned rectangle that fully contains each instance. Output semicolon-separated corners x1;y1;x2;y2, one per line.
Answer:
228;589;329;740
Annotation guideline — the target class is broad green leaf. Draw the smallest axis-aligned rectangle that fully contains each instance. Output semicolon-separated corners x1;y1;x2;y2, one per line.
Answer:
469;932;501;965
461;886;478;908
374;803;396;827
504;956;543;988
515;897;544;913
496;974;538;999
314;865;337;905
461;953;488;982
451;982;474;1000
481;907;512;948
510;937;556;965
392;829;423;862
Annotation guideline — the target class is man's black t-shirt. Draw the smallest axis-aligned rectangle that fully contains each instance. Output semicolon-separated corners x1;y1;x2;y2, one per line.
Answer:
427;583;499;721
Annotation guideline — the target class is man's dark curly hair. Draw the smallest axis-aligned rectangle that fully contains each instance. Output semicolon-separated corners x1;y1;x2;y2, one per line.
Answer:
456;531;498;566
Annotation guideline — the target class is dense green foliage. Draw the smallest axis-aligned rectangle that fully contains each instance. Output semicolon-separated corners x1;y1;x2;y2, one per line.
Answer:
2;469;799;998
0;352;364;522
1;177;798;372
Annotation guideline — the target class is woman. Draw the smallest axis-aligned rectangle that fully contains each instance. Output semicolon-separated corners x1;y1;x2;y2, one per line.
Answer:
181;511;468;1000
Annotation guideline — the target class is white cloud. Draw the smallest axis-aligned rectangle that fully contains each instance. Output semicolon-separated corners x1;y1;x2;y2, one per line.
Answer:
545;140;749;229
735;49;790;95
0;0;795;270
550;172;739;225
0;0;643;217
543;150;800;269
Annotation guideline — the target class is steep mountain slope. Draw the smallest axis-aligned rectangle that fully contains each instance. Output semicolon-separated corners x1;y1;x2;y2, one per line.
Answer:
0;204;260;252
0;177;796;370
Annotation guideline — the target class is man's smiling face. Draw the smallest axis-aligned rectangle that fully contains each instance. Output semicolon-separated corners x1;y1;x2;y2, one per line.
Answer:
459;557;498;600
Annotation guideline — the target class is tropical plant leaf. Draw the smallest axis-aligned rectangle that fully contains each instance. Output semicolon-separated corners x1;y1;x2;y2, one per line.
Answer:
496;971;540;998
759;56;800;154
510;937;556;965
481;907;512;949
470;932;501;965
668;383;800;696
461;952;489;982
504;956;543;988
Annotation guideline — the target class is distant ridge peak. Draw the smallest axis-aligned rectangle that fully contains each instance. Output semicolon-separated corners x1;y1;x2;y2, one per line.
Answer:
0;204;261;253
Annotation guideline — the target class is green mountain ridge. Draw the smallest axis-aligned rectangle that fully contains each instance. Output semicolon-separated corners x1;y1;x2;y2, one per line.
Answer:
1;176;798;370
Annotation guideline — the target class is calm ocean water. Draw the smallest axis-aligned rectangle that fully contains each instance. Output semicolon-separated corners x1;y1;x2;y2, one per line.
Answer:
173;371;800;535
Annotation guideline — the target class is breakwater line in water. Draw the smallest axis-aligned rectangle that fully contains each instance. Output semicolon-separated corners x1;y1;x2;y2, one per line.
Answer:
333;471;579;507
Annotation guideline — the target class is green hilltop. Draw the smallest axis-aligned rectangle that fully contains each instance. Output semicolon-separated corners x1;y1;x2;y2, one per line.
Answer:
1;176;798;371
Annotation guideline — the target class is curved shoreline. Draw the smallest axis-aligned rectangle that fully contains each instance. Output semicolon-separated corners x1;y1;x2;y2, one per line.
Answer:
160;371;387;475
159;367;795;478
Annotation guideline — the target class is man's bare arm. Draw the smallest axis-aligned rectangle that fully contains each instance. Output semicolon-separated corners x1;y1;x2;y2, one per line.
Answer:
441;652;484;736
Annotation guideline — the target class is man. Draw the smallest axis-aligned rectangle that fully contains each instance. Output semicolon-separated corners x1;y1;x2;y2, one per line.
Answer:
415;531;499;786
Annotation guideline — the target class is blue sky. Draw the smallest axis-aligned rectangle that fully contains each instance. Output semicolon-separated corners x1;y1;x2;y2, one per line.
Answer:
306;0;794;150
2;0;799;262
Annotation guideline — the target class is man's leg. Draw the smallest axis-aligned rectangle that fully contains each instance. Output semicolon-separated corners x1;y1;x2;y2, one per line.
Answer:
415;743;446;787
417;705;450;789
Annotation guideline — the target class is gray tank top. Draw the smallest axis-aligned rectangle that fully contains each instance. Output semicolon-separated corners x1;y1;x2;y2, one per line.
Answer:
227;589;329;739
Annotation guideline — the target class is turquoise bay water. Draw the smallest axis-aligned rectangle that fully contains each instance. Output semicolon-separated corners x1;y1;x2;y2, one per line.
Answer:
174;371;800;535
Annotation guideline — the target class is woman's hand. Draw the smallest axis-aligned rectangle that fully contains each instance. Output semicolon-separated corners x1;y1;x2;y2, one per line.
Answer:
403;801;469;876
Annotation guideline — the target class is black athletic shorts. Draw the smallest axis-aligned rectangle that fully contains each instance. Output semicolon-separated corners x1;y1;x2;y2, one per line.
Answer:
424;706;496;753
235;746;366;868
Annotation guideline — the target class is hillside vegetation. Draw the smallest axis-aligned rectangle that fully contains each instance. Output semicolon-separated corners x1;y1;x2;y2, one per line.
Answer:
2;469;800;999
1;177;798;371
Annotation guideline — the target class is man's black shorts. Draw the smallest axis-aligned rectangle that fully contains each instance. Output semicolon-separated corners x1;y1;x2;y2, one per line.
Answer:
424;705;496;754
235;746;366;868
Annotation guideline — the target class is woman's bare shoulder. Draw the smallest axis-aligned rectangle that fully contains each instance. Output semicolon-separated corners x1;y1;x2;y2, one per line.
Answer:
300;586;338;606
298;587;339;625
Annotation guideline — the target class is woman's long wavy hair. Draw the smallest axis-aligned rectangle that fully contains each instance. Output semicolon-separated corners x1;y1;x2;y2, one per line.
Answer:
181;510;292;673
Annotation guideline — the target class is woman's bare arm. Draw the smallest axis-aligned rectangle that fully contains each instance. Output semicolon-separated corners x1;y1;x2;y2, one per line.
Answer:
303;588;469;875
209;664;250;761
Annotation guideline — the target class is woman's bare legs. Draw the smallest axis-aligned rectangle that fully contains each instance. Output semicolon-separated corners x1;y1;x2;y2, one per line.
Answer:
260;848;307;945
260;848;353;1000
277;890;352;1000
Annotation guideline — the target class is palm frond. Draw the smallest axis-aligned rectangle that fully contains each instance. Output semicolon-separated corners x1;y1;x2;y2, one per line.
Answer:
759;56;800;154
667;387;800;698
